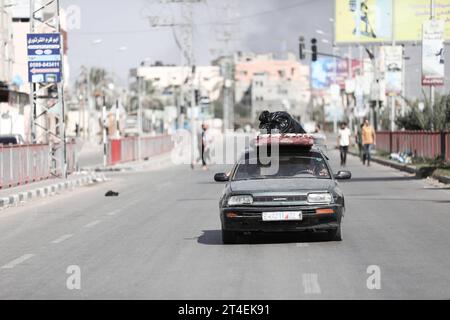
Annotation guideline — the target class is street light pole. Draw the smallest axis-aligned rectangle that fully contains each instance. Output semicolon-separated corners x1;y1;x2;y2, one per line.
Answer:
390;0;396;132
137;75;143;162
102;96;108;167
430;0;435;130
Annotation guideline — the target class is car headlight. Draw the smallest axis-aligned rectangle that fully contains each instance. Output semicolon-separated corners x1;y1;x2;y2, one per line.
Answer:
228;195;253;206
307;193;332;204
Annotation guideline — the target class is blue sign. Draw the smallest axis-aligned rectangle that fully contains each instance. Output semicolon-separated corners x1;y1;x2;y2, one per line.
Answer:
27;33;62;83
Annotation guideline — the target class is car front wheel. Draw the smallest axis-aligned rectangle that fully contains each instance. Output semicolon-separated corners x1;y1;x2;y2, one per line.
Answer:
327;224;343;242
222;230;238;245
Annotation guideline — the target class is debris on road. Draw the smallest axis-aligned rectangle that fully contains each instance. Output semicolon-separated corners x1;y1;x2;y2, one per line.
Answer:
105;190;120;197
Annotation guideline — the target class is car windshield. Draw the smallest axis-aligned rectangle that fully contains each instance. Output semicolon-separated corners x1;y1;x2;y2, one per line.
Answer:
233;155;331;180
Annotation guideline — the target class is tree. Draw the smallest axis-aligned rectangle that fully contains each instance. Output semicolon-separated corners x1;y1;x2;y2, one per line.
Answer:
396;92;450;131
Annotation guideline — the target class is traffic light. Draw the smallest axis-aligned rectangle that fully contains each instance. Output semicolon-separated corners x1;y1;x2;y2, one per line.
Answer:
311;38;318;62
299;36;306;60
194;89;200;106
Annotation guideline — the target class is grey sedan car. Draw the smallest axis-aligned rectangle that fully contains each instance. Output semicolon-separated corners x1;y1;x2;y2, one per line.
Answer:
215;146;351;244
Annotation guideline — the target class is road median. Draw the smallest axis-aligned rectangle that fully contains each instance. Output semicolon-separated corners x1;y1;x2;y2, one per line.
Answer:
0;172;108;210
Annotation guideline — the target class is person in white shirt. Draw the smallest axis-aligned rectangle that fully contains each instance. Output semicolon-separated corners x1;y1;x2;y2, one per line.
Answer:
337;122;352;167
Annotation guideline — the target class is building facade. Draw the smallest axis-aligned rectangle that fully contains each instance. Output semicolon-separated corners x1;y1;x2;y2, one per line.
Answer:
234;52;311;123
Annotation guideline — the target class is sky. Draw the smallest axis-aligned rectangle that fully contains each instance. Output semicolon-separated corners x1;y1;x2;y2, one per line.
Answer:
62;0;333;81
61;0;449;100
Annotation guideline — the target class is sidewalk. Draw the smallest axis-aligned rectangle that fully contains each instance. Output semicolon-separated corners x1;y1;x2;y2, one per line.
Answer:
326;132;449;184
347;148;450;184
0;172;108;209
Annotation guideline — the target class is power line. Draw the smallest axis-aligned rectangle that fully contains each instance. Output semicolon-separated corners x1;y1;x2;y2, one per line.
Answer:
68;0;320;36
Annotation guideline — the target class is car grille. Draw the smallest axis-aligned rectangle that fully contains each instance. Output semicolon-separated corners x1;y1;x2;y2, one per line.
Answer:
253;195;308;203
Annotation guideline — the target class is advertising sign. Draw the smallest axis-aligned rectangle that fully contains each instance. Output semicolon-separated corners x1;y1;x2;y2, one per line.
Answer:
384;46;403;95
395;0;450;42
311;58;362;90
27;33;62;83
335;0;393;43
362;58;374;95
336;0;450;43
422;20;445;86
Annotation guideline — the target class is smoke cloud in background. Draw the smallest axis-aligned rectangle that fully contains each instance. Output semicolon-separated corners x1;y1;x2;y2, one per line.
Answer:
63;0;448;99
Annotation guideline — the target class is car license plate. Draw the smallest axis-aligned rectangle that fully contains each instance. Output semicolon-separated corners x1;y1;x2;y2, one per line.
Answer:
262;211;303;222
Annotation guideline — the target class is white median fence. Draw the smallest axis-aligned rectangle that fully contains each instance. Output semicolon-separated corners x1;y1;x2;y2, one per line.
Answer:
0;142;79;189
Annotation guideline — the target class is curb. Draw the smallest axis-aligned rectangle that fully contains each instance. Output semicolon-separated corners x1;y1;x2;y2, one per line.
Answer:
0;173;109;210
348;150;449;183
86;152;174;173
348;150;420;176
432;172;450;185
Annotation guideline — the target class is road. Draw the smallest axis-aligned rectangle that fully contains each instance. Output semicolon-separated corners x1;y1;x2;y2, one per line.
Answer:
0;148;449;299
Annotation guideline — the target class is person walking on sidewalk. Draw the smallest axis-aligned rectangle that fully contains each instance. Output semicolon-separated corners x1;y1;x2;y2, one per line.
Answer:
362;119;376;166
337;122;351;167
355;123;364;162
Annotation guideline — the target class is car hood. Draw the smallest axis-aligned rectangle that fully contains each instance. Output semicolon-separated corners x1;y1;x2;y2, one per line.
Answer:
230;178;335;194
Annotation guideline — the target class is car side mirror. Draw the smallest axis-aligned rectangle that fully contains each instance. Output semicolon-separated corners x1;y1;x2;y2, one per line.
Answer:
214;173;230;182
335;171;352;180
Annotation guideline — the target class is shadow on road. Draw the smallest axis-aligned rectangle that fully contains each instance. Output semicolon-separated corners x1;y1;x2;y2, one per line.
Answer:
197;230;332;246
348;197;450;204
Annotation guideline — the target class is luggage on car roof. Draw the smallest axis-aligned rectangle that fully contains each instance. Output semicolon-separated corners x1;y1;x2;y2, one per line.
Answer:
259;111;306;134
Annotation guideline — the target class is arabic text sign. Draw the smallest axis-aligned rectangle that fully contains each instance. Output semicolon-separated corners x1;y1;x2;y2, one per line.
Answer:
422;20;445;86
27;33;62;83
335;0;450;43
395;0;450;42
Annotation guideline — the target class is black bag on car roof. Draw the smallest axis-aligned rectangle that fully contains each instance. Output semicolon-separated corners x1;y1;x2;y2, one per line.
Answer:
259;111;306;134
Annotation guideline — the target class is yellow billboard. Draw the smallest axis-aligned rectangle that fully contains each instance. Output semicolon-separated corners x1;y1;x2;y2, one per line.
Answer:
394;0;450;42
335;0;394;43
335;0;450;43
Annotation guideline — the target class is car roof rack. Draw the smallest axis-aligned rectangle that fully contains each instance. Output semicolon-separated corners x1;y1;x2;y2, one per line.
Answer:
256;133;315;148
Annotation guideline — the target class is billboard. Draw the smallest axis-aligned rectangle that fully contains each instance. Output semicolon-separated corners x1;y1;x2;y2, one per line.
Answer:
311;58;362;90
335;0;393;43
422;20;445;86
335;0;450;43
384;46;403;95
395;0;450;42
27;33;62;83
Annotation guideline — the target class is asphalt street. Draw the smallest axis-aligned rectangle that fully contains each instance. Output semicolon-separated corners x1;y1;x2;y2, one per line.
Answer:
0;148;449;299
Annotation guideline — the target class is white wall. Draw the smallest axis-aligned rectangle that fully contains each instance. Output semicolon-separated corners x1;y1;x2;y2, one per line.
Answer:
0;0;14;84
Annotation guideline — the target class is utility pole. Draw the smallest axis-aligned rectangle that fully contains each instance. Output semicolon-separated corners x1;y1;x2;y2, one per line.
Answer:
115;99;120;139
137;74;143;162
390;0;397;132
29;0;67;178
214;0;238;132
0;0;14;85
333;45;338;134
146;0;203;166
102;96;108;167
347;46;353;131
430;0;435;130
401;45;407;117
